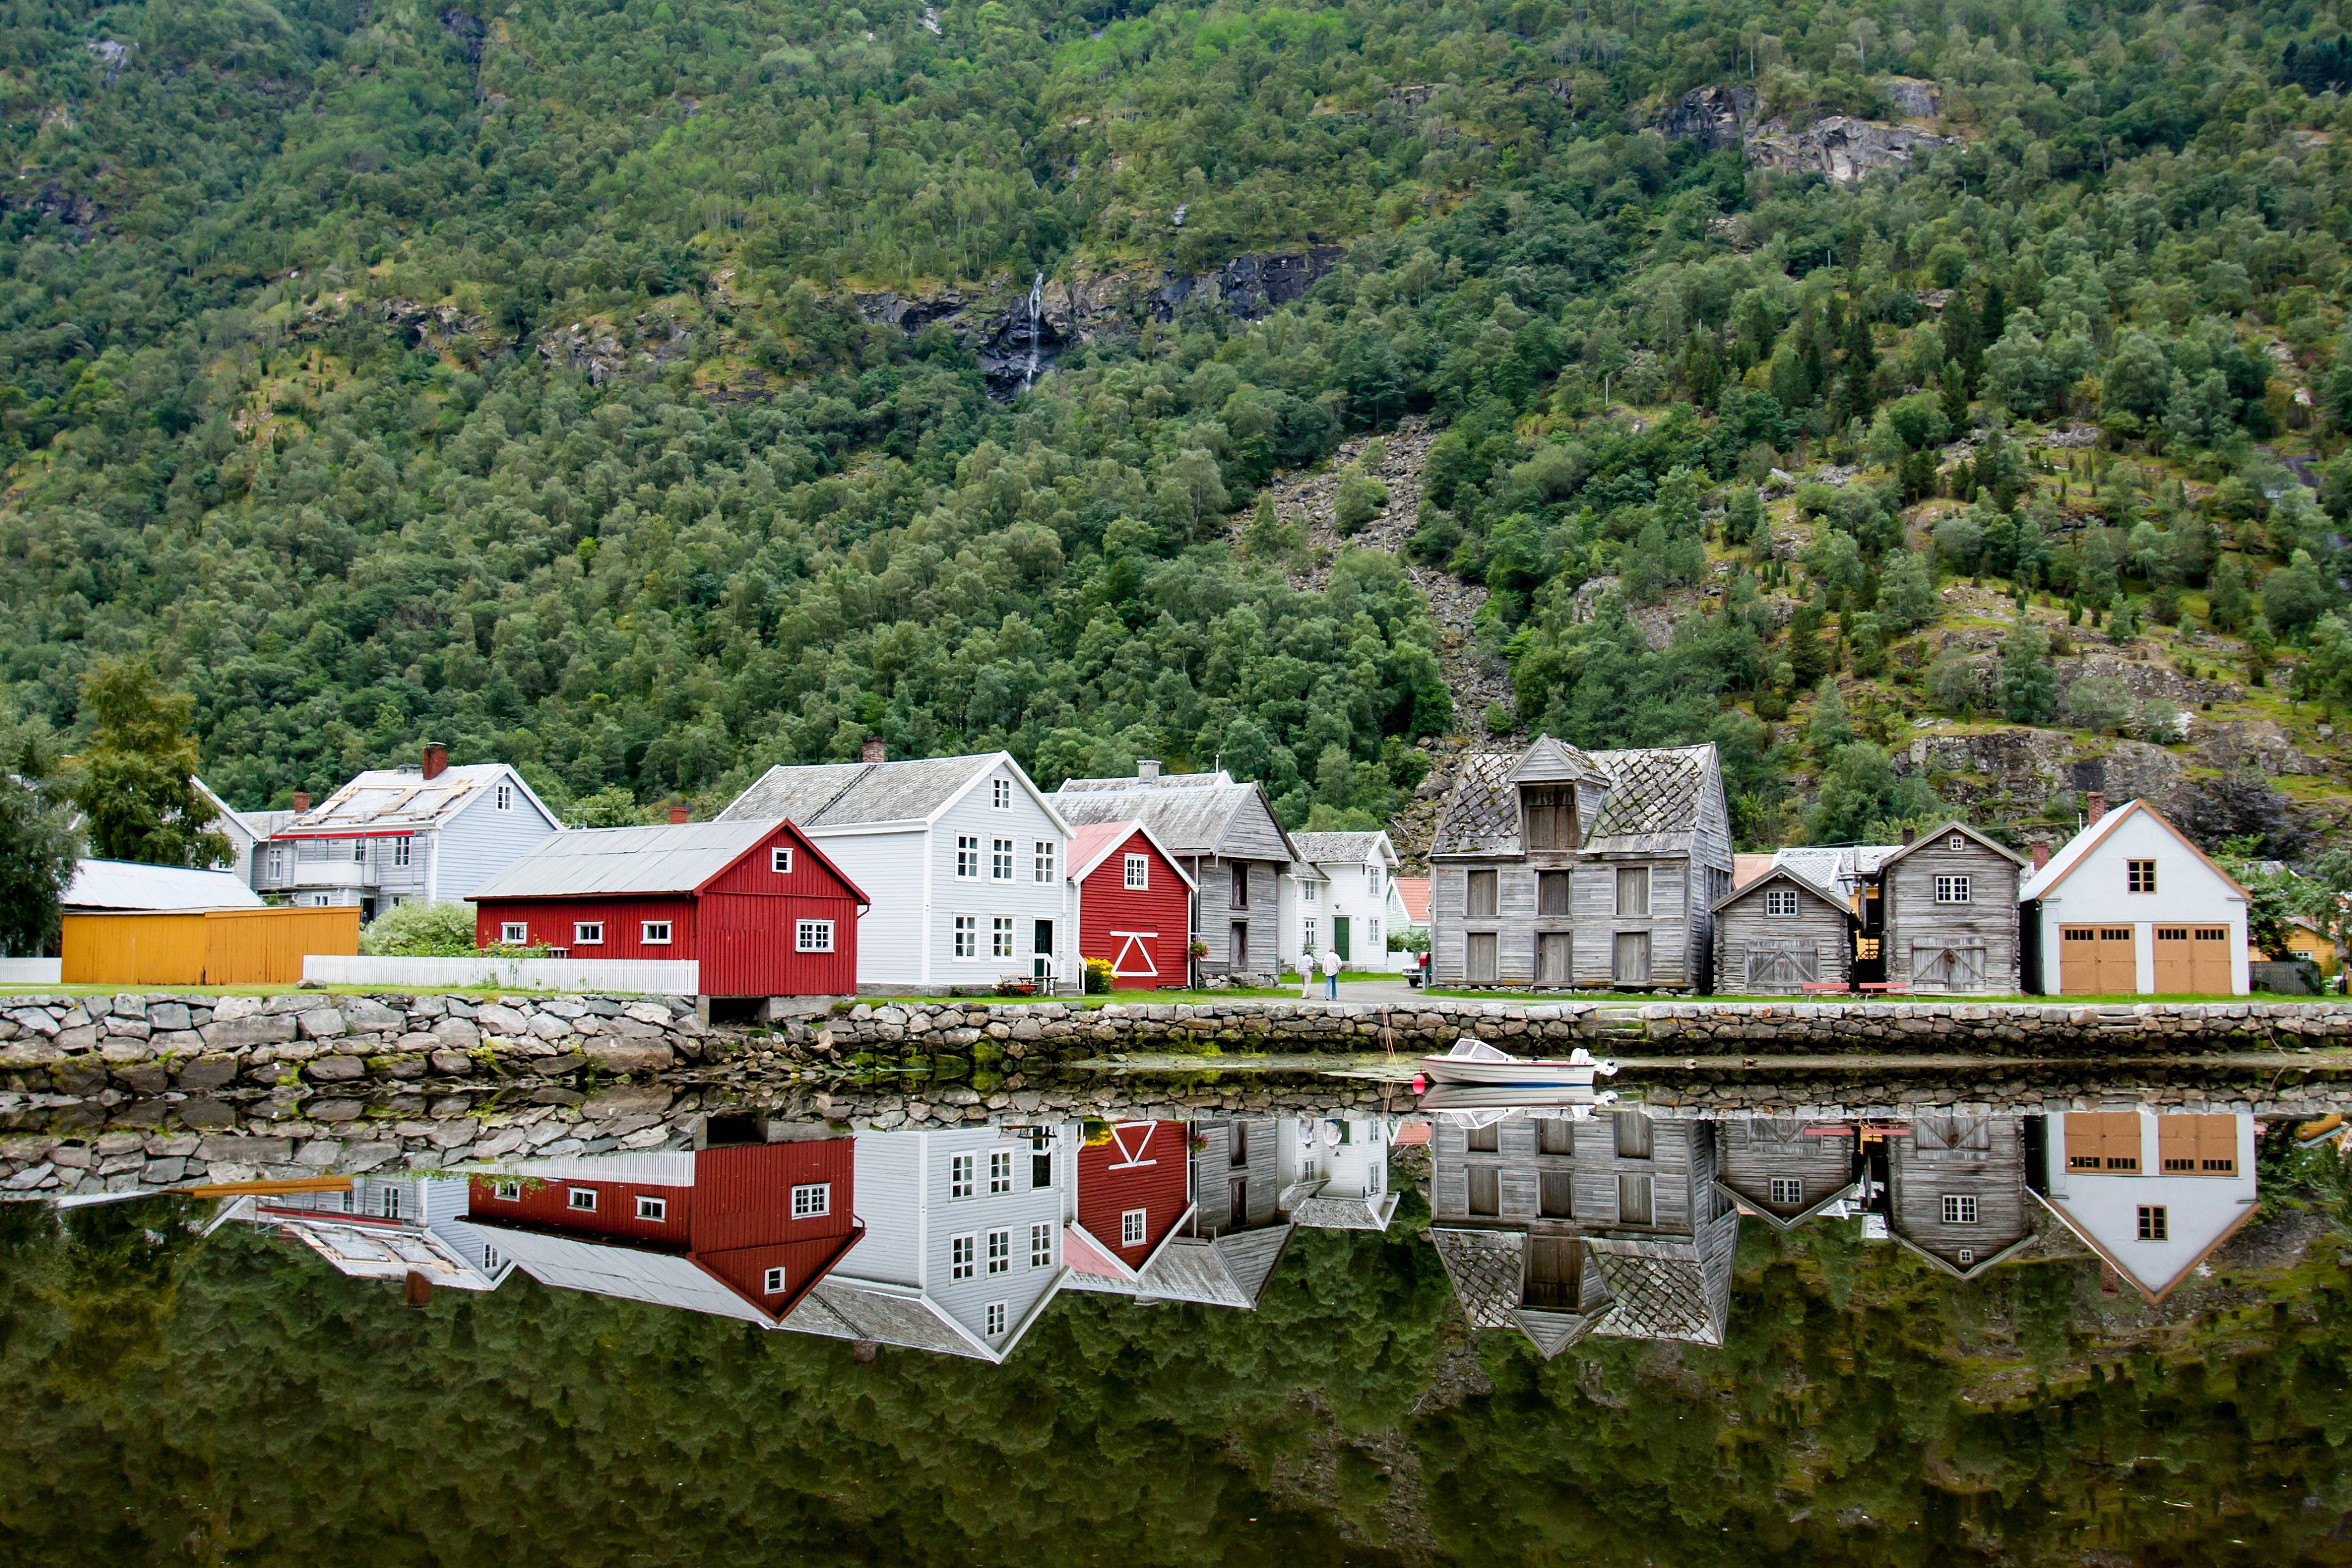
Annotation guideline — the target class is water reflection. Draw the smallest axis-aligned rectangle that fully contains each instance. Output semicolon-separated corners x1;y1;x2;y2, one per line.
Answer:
231;1103;2276;1359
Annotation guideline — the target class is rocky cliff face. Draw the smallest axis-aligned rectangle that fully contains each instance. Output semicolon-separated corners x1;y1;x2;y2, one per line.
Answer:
1656;85;1756;152
1656;84;1957;184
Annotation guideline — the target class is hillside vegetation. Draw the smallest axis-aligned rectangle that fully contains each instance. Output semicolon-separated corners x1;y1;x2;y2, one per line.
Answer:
6;0;2352;856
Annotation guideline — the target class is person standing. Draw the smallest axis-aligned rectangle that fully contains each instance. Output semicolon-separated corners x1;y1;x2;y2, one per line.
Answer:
1320;944;1342;1000
1299;949;1318;1000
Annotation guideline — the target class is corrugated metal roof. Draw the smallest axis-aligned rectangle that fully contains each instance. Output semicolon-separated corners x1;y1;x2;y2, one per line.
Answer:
720;754;1026;829
1430;740;1719;857
470;820;779;899
1289;831;1393;866
63;858;265;912
490;1227;777;1325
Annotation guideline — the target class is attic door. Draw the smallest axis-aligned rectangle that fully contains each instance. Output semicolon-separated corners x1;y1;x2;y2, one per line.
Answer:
1523;788;1577;851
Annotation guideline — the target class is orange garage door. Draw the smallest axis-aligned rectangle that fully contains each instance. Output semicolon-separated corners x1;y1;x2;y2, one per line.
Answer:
2060;926;2138;995
2153;926;2234;995
2156;1114;2238;1175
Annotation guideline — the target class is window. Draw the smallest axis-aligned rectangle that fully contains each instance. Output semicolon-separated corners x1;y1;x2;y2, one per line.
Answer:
573;921;603;945
791;1183;830;1218
1765;887;1799;917
957;836;979;877
951;1236;976;1280
1618;1173;1655;1225
1033;840;1056;882
1466;869;1499;919
1231;862;1250;908
1467;1167;1500;1215
352;839;368;863
1369;918;1381;947
954;917;976;958
1770;1176;1804;1206
990;1150;1012;1194
1125;853;1150;889
2128;859;2157;894
985;1301;1007;1336
1955;1247;1974;1265
1948;833;1965;852
987;1229;1011;1274
496;784;513;810
1303;880;1317;903
392;838;411;868
1616;866;1650;918
763;1267;787;1295
1942;1194;1979;1224
2137;1205;2168;1241
796;920;834;953
992;916;1015;959
1231;1124;1250;1165
266;848;285;879
1615;1112;1653;1160
380;1186;403;1219
1031;1222;1053;1267
992;778;1011;809
636;1195;667;1222
500;922;529;944
1121;1209;1147;1247
1537;870;1570;917
1302;918;1316;950
1523;785;1576;850
1367;865;1381;900
483;1243;501;1273
950;1154;975;1198
992;838;1013;879
568;1187;597;1212
1031;1134;1052;1189
641;920;672;945
493;1181;521;1201
1466;1124;1499;1153
1935;875;1972;904
771;847;794;874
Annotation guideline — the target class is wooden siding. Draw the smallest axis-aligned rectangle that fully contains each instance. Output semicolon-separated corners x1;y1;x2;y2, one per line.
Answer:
477;894;698;962
1191;1117;1282;1235
1883;836;2021;993
1713;882;1851;993
61;907;359;986
1076;1121;1191;1264
1887;1116;2030;1269
1077;829;1190;988
1715;1120;1859;1217
432;775;562;901
1429;1114;1720;1235
1193;858;1282;975
1214;788;1297;864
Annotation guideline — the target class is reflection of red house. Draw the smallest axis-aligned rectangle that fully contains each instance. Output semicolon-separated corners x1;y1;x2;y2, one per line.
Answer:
1066;1120;1193;1279
465;1140;862;1326
470;818;869;997
1069;822;1195;990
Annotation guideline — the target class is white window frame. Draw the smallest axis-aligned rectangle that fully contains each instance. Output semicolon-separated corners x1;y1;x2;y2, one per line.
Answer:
1942;1194;1979;1224
1125;853;1150;890
573;921;604;946
351;839;367;863
500;921;529;944
954;916;977;958
984;1301;1007;1335
496;784;513;810
1303;880;1317;903
956;836;979;878
990;1149;1012;1194
987;1228;1011;1274
641;919;673;944
771;846;794;874
791;1182;830;1218
1030;1221;1053;1267
992;916;1015;959
493;1180;521;1201
1121;1208;1148;1247
991;837;1014;879
567;1187;597;1212
1947;833;1965;852
763;1266;787;1294
950;1153;975;1199
392;837;411;867
1033;840;1056;883
951;1234;976;1280
1765;887;1799;917
796;919;834;953
636;1195;667;1222
992;778;1011;810
1934;875;1971;905
1303;918;1316;950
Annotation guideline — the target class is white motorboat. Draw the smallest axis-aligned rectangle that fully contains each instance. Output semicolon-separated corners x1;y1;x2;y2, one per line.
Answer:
1415;1037;1619;1089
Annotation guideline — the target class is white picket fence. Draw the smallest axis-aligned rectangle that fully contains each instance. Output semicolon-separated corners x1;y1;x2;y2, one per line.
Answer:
0;959;62;985
302;955;700;994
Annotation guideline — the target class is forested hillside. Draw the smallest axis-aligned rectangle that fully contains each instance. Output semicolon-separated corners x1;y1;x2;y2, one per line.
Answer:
7;0;2352;855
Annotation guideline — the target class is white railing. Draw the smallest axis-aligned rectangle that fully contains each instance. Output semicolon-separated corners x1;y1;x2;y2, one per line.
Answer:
302;955;701;994
0;959;62;985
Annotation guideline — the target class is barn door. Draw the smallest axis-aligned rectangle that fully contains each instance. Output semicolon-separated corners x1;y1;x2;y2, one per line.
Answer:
2192;927;2232;994
2153;926;2193;992
1613;931;1651;985
1536;931;1572;985
1912;942;1986;992
1746;941;1818;992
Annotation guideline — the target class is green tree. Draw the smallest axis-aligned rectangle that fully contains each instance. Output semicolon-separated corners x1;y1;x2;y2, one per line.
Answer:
0;774;79;957
68;660;226;868
1999;615;2058;723
1805;741;1941;844
1878;549;1938;632
1807;677;1853;756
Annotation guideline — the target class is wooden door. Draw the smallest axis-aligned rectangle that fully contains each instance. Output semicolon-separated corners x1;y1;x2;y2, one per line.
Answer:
1465;931;1498;984
1911;942;1987;992
1229;920;1249;970
2064;1111;2141;1173
1539;1170;1574;1217
1613;931;1650;985
2061;925;2137;994
2157;1114;2238;1174
1536;931;1572;985
2192;926;2232;994
1465;1166;1499;1216
1746;940;1817;992
2153;926;2194;992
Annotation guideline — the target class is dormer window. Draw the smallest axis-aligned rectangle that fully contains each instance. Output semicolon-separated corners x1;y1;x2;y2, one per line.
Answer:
1523;787;1578;851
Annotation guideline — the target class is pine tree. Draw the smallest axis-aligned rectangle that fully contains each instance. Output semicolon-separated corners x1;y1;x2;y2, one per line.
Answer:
1999;614;2057;723
68;659;228;868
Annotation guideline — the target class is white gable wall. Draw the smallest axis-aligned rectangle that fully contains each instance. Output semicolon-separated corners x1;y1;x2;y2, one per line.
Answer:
801;825;928;987
430;771;564;901
2040;1111;2258;1296
925;759;1073;990
2029;810;2249;994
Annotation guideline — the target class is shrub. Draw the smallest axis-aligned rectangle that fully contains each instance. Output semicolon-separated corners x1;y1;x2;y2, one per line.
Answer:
2062;673;2135;732
359;900;479;956
1334;469;1390;533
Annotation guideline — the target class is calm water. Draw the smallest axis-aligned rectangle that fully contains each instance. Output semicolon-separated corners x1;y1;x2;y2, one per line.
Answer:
7;1083;2352;1566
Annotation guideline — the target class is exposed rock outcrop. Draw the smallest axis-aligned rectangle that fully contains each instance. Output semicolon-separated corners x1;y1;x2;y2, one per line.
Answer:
1881;77;1942;119
1657;85;1756;153
1744;115;1954;184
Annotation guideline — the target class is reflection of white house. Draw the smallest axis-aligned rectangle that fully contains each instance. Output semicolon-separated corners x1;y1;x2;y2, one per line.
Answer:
2032;1110;2259;1303
2020;798;2250;996
784;1127;1075;1362
255;1176;511;1291
1278;1115;1398;1229
1281;831;1405;972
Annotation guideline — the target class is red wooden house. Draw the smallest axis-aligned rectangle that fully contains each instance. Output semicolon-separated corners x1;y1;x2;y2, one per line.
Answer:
1068;820;1195;990
465;1139;863;1327
469;818;868;997
1062;1119;1194;1285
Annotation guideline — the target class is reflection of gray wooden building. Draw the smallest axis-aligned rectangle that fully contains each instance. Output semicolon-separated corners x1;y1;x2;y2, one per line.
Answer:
1710;866;1854;994
1426;738;1733;991
1884;1115;2034;1277
1711;1118;1864;1228
1427;1109;1738;1354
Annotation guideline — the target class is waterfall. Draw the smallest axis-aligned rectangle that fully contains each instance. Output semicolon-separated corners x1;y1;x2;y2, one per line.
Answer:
1019;270;1044;392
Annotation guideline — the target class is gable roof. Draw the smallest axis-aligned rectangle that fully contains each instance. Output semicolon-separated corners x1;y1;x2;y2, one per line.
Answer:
272;763;557;839
191;778;270;848
1876;819;2029;873
63;858;265;912
1888;1228;2038;1281
719;752;1068;834
1430;740;1721;857
1709;862;1851;916
1427;1220;1736;1353
469;818;870;905
1071;1222;1295;1308
1395;877;1431;923
1712;1176;1864;1231
2030;1189;2261;1304
475;1220;865;1326
1049;770;1298;862
1509;735;1606;784
1770;844;1901;899
1286;1190;1400;1230
1067;819;1198;888
1289;831;1398;868
783;1278;1009;1359
2020;799;2250;902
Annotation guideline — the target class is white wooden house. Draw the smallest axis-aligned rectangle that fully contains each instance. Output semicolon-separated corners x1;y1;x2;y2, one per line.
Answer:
719;742;1075;993
2030;1110;2258;1302
1277;1115;1398;1230
253;745;563;918
250;1176;513;1292
2019;796;2250;996
1281;831;1404;972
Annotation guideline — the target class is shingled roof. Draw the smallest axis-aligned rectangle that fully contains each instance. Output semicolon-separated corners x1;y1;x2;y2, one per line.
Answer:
1050;770;1297;863
718;752;1064;832
1428;1216;1738;1354
1430;740;1721;858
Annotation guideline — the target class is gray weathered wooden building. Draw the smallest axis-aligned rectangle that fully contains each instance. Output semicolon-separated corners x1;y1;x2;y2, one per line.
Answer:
1710;864;1855;994
1711;1118;1866;1228
1884;1115;2034;1277
1425;738;1734;991
1050;764;1299;983
1877;822;2029;993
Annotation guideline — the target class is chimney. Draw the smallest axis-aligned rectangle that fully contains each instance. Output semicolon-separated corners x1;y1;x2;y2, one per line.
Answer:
669;804;690;825
404;1270;434;1308
1138;759;1163;780
2085;791;2107;825
421;741;449;781
1900;827;1914;845
2031;841;2051;873
861;736;886;765
292;791;311;814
